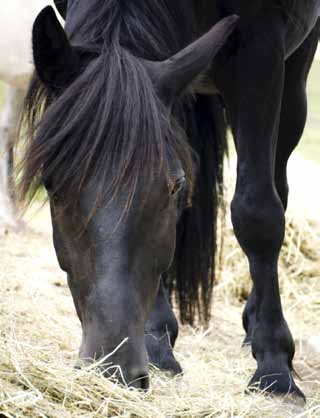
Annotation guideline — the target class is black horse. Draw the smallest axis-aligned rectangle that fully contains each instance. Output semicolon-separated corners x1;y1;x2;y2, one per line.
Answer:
19;0;319;399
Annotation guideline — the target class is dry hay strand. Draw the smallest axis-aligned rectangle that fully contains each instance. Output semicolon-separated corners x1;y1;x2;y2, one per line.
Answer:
1;313;319;418
216;212;320;306
0;204;319;417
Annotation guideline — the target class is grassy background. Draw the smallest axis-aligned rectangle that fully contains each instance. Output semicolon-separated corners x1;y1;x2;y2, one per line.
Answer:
307;60;320;115
299;60;320;162
0;58;319;162
0;81;7;108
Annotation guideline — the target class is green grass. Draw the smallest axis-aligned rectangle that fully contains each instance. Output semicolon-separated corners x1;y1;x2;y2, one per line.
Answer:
0;81;7;109
297;59;320;163
307;60;320;115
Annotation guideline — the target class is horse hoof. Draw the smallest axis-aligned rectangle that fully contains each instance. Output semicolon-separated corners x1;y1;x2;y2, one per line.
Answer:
150;354;183;375
146;334;182;375
147;342;183;375
247;367;306;402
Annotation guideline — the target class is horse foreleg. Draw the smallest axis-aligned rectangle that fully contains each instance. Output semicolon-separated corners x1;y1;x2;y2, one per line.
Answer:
216;13;304;399
0;86;25;231
243;24;319;348
145;278;182;374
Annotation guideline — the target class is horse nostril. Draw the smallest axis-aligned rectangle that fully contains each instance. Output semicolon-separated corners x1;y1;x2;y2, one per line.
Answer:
129;372;150;391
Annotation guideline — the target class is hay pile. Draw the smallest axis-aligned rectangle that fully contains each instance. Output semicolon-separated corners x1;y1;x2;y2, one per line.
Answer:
0;187;320;417
217;211;320;321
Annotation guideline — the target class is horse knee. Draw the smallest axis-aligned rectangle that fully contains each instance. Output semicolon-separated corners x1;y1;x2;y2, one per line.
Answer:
231;187;285;256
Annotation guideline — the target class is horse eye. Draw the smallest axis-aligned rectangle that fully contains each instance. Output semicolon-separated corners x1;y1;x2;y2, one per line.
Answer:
170;176;186;196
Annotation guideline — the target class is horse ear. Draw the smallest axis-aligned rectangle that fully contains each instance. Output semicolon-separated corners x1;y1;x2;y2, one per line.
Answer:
54;0;68;19
150;15;239;103
32;6;78;89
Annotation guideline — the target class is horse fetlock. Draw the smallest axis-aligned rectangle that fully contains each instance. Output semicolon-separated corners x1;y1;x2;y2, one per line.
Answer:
251;319;295;364
145;330;182;375
248;319;304;398
242;293;256;346
248;362;305;400
145;280;181;374
242;312;255;346
145;312;181;375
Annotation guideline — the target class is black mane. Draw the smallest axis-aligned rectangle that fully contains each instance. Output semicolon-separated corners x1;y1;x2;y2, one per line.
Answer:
65;0;196;58
19;0;227;325
19;0;195;209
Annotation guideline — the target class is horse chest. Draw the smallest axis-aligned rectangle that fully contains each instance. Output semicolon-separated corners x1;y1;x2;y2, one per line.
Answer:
199;0;319;60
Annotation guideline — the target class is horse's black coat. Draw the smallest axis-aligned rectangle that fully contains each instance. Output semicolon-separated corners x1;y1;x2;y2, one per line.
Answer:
21;0;319;398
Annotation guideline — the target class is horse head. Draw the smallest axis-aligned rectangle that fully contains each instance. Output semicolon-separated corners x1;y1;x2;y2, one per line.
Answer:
23;3;237;388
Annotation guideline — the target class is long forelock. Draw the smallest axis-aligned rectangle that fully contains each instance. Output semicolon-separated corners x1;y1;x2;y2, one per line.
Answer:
19;0;195;212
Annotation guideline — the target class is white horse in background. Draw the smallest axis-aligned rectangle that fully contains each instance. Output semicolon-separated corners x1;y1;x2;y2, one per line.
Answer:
0;1;59;229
